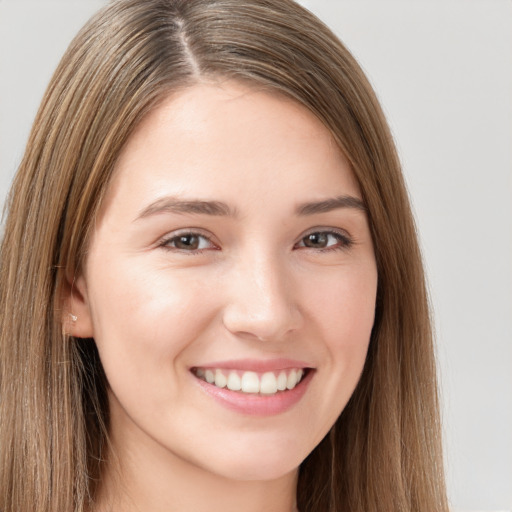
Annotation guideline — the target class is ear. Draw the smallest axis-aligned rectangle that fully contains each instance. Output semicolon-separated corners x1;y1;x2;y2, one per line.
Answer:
61;272;95;338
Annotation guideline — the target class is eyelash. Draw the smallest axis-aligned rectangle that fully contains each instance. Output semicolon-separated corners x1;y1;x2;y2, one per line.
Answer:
158;230;218;254
157;228;353;254
295;229;353;252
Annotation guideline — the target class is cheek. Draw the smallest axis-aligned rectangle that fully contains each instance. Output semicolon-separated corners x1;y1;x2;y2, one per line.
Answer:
86;259;220;373
309;264;377;348
290;263;376;442
306;263;376;390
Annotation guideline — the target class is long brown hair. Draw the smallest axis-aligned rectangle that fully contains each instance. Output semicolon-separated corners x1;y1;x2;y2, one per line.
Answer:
0;1;448;510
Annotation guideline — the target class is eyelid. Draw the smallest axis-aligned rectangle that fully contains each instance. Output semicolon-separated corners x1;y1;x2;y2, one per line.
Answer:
157;228;219;252
294;227;353;251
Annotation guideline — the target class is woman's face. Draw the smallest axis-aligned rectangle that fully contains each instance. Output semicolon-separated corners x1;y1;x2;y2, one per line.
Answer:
72;81;377;482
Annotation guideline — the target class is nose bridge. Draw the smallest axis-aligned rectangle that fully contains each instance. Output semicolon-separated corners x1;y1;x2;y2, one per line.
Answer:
222;247;301;341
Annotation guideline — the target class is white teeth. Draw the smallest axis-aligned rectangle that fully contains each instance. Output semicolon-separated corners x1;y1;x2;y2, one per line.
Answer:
215;369;227;388
205;369;215;384
194;367;307;394
286;369;297;390
227;371;242;391
276;371;288;391
241;371;260;393
260;372;278;395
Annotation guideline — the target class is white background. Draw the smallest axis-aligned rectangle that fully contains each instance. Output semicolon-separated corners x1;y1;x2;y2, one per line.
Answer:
0;1;510;510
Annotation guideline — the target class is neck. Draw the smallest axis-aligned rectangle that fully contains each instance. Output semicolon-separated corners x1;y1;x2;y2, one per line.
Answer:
95;417;298;512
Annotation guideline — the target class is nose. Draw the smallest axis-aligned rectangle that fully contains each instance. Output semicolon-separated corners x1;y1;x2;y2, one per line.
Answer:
221;253;303;342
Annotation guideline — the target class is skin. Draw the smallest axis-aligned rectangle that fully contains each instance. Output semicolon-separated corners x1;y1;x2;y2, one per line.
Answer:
67;81;378;512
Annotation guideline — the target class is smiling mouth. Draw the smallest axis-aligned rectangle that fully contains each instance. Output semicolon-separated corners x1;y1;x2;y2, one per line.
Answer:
191;367;310;395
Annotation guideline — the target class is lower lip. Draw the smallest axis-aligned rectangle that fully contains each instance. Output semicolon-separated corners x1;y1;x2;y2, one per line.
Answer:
192;370;314;416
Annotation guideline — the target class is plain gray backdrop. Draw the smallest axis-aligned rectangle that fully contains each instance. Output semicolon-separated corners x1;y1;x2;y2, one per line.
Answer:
0;1;511;510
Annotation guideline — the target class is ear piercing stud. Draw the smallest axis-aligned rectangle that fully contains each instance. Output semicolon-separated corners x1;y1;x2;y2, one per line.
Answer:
69;314;78;322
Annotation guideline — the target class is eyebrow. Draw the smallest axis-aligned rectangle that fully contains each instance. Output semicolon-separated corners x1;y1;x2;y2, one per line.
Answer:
135;194;366;221
296;195;366;215
135;197;237;220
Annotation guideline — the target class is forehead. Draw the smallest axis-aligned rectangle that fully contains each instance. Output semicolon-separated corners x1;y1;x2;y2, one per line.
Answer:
102;80;361;219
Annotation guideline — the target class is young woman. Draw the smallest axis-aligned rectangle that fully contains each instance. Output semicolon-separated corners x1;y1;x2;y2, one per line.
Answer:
0;0;449;511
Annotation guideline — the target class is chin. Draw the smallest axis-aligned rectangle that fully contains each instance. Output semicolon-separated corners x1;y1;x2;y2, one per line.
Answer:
197;435;310;482
212;459;300;482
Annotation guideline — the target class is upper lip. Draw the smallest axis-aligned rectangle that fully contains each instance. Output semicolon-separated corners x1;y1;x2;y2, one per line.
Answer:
190;358;313;373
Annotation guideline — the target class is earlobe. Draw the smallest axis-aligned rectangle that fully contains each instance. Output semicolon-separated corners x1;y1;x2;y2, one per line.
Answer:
61;273;95;338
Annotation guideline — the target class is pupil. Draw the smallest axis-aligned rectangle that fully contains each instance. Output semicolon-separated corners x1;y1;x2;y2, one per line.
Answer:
305;233;327;247
176;235;199;250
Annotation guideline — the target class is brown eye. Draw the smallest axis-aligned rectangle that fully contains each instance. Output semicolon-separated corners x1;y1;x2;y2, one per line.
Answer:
174;234;200;250
296;231;352;251
303;232;329;248
162;233;214;252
